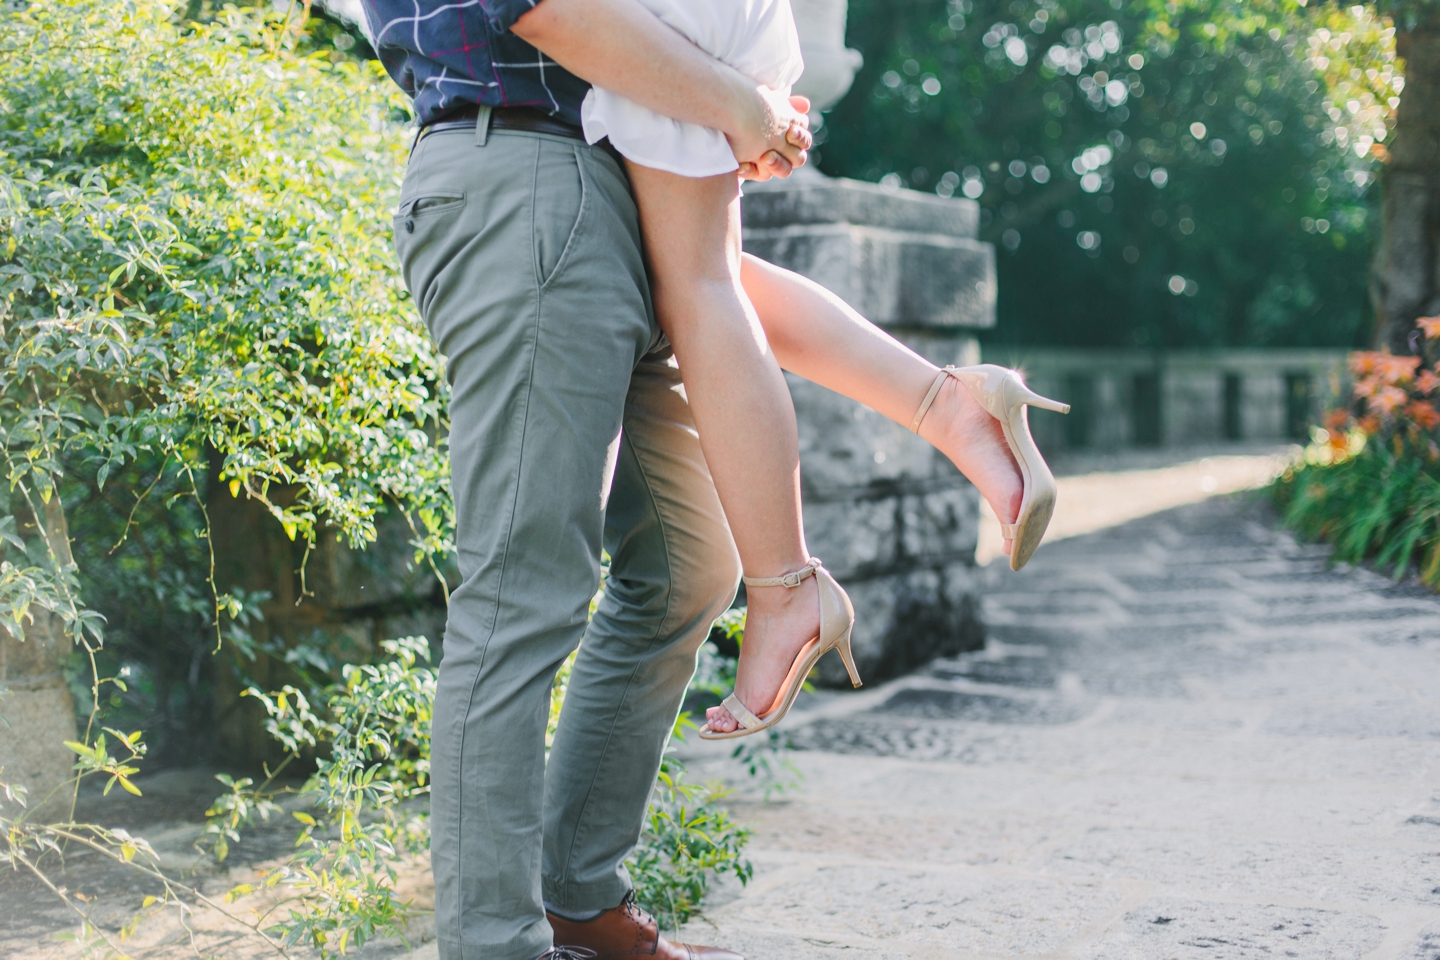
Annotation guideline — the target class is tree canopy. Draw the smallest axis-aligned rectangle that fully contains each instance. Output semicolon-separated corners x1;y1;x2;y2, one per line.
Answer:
819;0;1401;350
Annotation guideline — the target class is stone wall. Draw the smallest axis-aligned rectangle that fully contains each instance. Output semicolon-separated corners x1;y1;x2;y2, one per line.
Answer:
742;175;997;684
983;347;1351;451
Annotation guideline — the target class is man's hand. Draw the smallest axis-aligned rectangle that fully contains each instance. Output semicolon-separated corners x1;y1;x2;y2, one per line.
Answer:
513;0;810;175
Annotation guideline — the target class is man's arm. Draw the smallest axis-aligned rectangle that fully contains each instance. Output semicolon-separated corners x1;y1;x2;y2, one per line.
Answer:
511;0;810;178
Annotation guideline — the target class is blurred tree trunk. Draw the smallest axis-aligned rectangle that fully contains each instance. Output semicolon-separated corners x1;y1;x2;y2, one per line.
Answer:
1374;26;1440;353
0;495;78;811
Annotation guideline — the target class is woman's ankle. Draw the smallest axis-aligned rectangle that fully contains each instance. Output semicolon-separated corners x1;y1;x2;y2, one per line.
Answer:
918;377;1023;522
742;579;819;646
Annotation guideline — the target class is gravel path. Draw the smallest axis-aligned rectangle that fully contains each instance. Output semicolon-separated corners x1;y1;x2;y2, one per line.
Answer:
678;492;1440;960
8;462;1440;960
975;444;1298;565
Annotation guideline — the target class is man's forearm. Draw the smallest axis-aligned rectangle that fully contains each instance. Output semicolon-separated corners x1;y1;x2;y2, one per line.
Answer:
512;0;764;148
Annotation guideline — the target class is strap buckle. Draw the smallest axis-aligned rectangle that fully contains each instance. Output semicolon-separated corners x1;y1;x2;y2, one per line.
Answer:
742;558;822;589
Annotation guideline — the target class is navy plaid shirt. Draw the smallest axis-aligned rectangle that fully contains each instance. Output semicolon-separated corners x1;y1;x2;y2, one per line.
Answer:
360;0;589;126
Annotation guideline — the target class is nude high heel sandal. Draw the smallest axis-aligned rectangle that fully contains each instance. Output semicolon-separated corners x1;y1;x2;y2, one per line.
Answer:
911;364;1070;572
698;558;859;741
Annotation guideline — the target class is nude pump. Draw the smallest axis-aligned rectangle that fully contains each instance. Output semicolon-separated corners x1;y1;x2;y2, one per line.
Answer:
698;558;859;740
911;364;1070;571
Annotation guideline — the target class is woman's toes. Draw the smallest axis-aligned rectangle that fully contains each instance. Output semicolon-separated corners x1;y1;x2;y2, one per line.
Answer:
705;704;737;732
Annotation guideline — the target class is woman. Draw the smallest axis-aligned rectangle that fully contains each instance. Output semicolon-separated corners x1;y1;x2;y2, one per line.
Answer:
582;0;1068;738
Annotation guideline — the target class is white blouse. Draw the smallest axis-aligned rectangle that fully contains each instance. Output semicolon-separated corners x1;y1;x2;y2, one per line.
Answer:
580;0;804;177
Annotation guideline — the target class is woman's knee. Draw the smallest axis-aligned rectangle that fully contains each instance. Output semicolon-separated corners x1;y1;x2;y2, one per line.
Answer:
668;536;742;644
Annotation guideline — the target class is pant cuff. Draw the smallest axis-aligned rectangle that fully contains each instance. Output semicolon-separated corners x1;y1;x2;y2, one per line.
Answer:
437;931;554;960
541;874;632;917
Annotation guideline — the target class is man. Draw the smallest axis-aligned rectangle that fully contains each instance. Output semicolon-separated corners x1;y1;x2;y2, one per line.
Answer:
360;1;812;958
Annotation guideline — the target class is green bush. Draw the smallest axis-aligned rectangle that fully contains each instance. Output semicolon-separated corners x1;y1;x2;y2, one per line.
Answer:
0;0;449;760
1274;323;1440;587
1276;436;1440;587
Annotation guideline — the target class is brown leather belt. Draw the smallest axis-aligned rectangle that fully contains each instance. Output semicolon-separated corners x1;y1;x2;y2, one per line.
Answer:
420;104;585;142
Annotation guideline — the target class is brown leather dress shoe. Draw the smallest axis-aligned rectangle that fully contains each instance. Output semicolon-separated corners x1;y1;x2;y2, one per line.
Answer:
546;892;743;960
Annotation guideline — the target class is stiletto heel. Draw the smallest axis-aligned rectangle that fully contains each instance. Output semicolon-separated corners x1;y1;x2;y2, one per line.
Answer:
698;558;858;740
911;363;1069;572
1014;384;1071;415
835;627;862;688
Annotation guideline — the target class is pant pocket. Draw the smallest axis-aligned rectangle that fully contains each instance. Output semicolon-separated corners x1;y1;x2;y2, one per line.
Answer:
392;192;469;325
398;190;466;219
532;142;587;289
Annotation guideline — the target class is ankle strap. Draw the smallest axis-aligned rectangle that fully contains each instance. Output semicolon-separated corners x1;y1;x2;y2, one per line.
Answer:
742;558;821;588
910;366;956;434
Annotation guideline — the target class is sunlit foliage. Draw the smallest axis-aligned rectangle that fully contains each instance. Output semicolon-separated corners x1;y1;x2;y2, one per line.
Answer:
820;0;1382;349
0;0;449;628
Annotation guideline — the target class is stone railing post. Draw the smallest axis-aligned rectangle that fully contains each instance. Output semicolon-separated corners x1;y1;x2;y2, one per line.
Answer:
741;178;997;684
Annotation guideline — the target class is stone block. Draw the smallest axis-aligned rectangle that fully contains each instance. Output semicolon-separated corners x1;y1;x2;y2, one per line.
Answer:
899;485;981;564
742;175;995;331
801;497;897;580
812;564;984;686
788;376;941;494
739;174;994;684
743;175;980;237
800;484;980;580
744;224;994;330
787;335;979;497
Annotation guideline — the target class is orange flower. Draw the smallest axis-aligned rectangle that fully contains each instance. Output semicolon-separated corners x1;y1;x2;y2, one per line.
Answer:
1354;375;1382;399
1349;351;1382;376
1324;409;1351;430
1418;369;1440;395
1376;353;1423;384
1408;400;1440;430
1350;350;1422;384
1358;415;1382;435
1374;385;1409;414
1418;316;1440;340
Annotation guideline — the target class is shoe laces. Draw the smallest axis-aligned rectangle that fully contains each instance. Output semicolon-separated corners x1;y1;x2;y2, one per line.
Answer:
541;948;597;960
619;889;654;926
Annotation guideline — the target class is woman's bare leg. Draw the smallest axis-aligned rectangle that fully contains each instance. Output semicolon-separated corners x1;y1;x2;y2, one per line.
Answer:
626;162;825;735
739;252;1026;551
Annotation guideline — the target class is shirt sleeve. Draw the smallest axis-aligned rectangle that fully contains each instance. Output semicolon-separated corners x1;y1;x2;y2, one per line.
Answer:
480;0;541;32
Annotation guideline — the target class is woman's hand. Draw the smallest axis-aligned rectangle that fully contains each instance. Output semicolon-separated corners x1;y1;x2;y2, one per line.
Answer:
733;94;812;181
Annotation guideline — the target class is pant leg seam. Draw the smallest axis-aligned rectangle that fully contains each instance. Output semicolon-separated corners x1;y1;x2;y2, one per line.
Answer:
550;427;678;905
447;148;548;960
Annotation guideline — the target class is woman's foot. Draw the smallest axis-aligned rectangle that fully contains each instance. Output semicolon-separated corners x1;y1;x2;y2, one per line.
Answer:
703;576;821;734
917;374;1024;556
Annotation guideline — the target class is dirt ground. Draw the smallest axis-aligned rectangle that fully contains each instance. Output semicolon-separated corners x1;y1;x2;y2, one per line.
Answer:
0;768;435;960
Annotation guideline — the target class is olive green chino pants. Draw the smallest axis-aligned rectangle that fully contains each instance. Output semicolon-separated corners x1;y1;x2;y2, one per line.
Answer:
394;127;740;960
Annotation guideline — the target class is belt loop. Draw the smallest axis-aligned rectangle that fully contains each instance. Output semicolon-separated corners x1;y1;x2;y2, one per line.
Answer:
474;105;492;147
